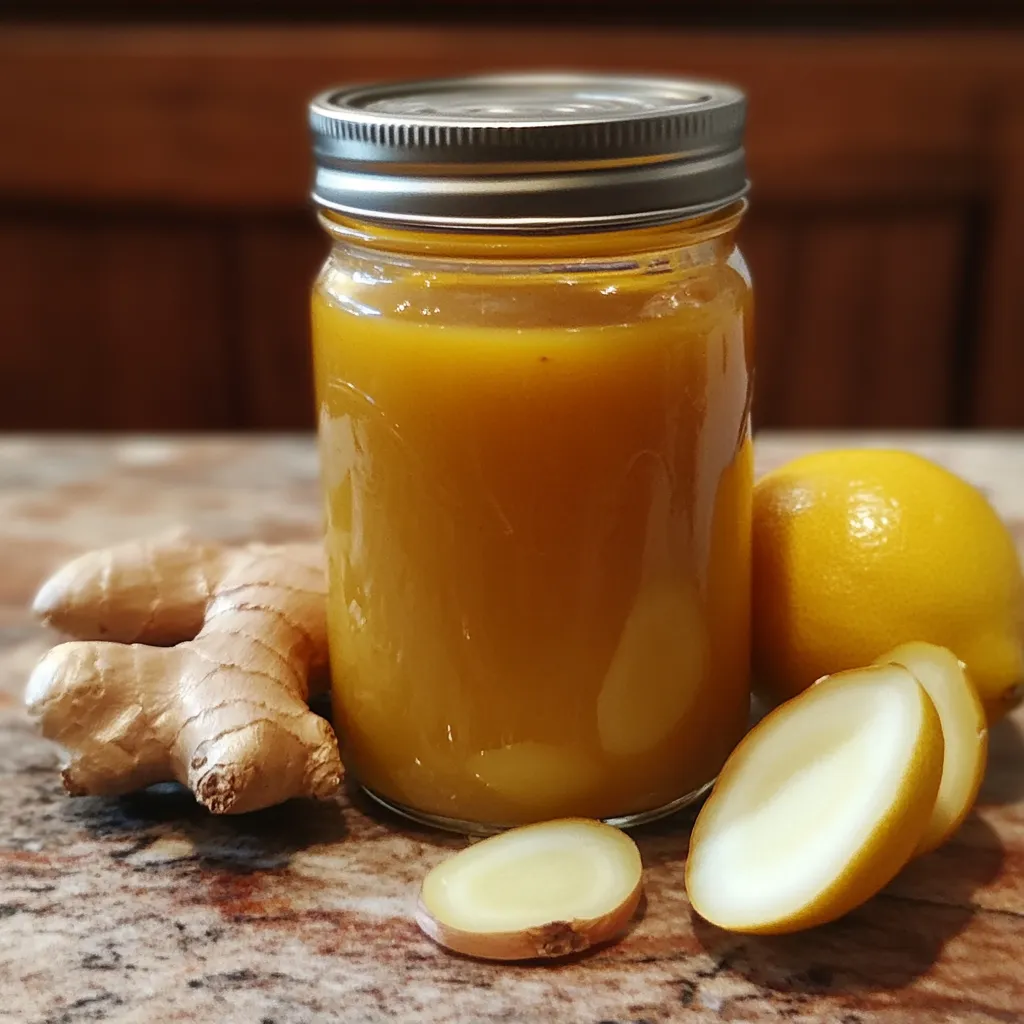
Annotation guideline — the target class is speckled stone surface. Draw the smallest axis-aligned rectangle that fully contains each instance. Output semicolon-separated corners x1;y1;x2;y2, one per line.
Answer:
1;435;1022;1024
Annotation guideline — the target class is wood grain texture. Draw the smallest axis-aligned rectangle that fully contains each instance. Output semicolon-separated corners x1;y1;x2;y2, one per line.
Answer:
1;26;1022;430
0;434;1022;1024
1;27;1022;208
972;104;1024;428
865;213;964;428
235;220;323;429
0;218;237;430
744;210;963;429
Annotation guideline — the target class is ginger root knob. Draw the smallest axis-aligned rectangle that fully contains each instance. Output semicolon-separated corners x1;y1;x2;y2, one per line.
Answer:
26;531;342;814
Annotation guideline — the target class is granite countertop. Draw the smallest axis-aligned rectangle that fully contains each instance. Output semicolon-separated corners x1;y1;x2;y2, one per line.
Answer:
1;434;1022;1024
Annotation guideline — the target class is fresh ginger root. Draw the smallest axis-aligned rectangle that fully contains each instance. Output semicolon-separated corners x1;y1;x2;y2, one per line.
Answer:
26;529;342;814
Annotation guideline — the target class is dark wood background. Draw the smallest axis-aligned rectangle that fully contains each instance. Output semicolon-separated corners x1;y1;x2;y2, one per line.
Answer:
1;10;1023;431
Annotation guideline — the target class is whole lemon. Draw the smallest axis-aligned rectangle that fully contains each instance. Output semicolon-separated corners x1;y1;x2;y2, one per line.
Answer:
753;449;1023;720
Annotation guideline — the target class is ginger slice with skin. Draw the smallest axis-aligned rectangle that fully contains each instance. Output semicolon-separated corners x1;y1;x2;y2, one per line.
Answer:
685;664;943;934
26;531;342;814
876;642;988;855
416;819;643;960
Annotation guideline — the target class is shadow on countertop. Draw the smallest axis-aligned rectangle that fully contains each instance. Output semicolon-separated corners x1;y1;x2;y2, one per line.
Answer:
67;784;350;870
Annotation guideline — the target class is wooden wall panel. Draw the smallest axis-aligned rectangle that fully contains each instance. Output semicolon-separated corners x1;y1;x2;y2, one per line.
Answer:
743;209;963;428
866;212;964;427
0;28;1019;208
774;219;878;426
0;219;235;430
235;221;323;428
973;105;1024;427
0;26;1021;430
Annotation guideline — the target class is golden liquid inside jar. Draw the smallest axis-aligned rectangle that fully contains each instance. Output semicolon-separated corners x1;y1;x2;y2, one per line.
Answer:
312;207;753;830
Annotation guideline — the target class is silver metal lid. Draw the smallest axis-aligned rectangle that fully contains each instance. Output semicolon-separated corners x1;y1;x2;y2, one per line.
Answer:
309;73;747;232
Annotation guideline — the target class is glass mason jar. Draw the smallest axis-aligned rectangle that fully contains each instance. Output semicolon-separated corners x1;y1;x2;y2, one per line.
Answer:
309;74;753;831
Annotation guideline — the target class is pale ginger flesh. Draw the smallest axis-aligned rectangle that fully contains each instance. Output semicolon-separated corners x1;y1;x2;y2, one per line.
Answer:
26;532;342;814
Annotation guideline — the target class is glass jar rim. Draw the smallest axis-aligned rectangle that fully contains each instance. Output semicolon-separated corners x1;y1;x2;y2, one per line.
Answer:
317;200;747;262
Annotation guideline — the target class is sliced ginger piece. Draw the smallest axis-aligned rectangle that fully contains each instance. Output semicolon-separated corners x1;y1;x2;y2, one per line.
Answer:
685;664;943;934
416;819;642;960
597;580;706;756
877;642;988;855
